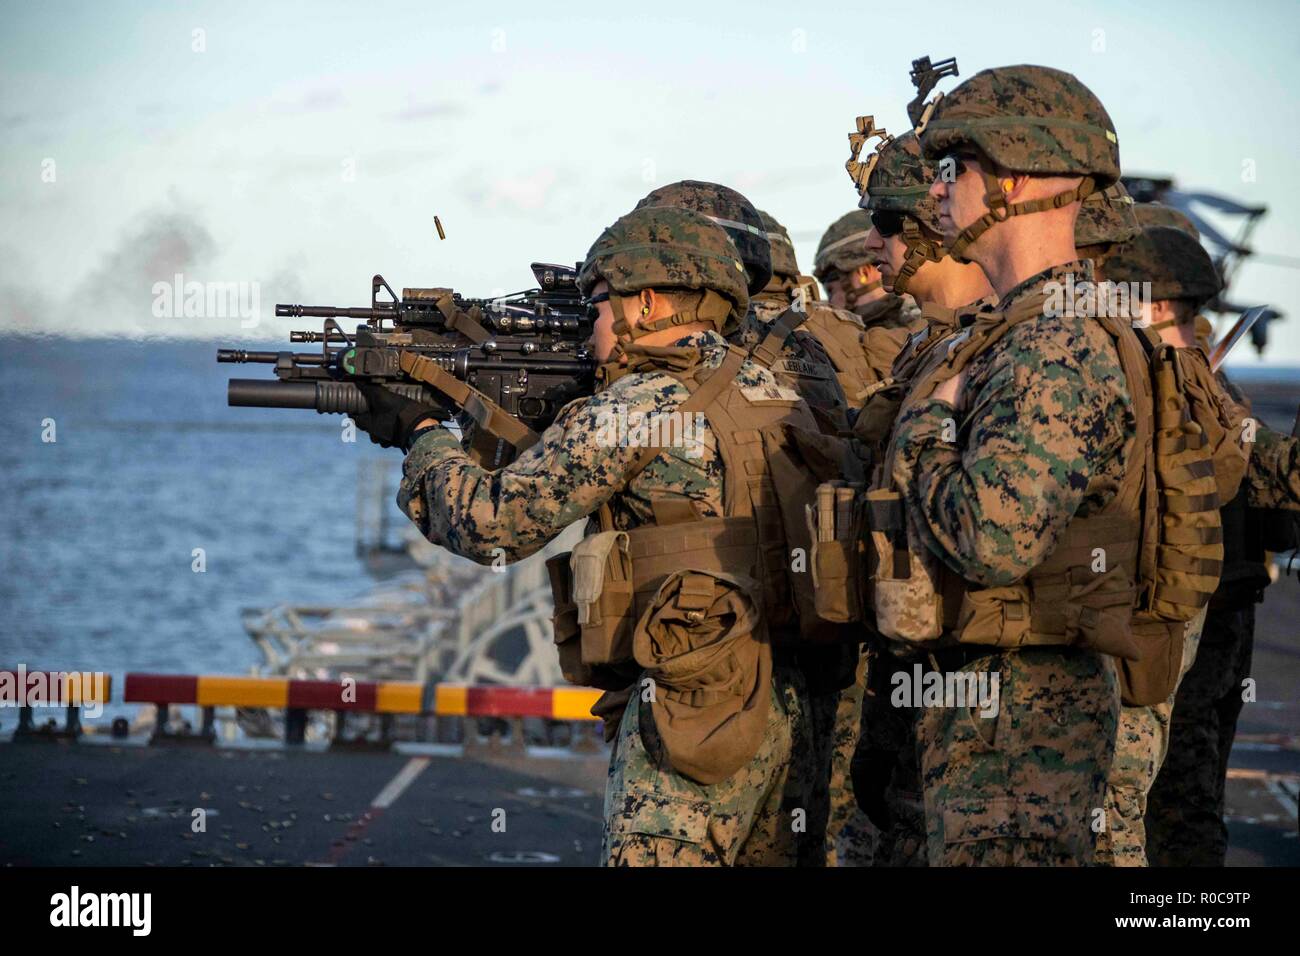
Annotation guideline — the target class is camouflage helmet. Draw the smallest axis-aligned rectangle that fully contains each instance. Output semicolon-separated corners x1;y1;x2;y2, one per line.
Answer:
846;123;945;294
917;65;1120;260
757;209;800;281
1134;202;1200;240
1101;225;1221;310
1075;181;1139;250
1075;182;1140;271
918;64;1120;183
578;205;750;339
814;210;874;283
635;180;771;297
858;132;942;229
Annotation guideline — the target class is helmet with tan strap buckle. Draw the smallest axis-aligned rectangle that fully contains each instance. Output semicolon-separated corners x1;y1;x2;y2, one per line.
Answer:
578;205;750;344
847;124;946;295
918;64;1121;261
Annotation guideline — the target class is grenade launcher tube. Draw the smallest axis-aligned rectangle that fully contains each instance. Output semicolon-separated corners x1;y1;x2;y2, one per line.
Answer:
227;379;426;415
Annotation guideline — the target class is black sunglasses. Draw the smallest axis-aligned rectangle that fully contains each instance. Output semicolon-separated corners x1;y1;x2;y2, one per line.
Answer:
870;209;906;238
583;291;610;322
937;150;981;180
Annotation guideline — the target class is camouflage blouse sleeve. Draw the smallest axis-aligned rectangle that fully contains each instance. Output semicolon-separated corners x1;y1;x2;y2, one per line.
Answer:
1245;421;1300;511
396;374;688;565
891;331;1128;587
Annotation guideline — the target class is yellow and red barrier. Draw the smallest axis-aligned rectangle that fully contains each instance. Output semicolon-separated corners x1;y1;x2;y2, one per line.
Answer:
122;674;600;719
4;670;603;744
113;673;602;746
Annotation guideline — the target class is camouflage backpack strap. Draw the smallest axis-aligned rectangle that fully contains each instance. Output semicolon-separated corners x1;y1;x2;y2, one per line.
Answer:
594;502;617;532
627;345;749;479
1092;315;1156;522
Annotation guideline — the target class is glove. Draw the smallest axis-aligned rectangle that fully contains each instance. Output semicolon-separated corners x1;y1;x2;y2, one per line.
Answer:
352;382;444;450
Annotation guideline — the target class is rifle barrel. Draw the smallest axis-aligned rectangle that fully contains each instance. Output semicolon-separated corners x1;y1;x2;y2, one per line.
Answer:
216;349;327;365
275;304;388;319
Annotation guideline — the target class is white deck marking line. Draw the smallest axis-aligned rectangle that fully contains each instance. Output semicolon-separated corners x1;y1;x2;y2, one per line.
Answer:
1265;777;1299;820
372;756;430;809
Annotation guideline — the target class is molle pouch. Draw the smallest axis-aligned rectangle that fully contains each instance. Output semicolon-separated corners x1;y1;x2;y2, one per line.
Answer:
808;481;864;624
571;531;636;668
865;489;943;645
811;536;862;624
1062;565;1141;661
1147;344;1224;623
632;568;771;785
954;584;1033;648
1180;347;1249;506
763;425;855;643
546;551;592;686
1118;620;1183;706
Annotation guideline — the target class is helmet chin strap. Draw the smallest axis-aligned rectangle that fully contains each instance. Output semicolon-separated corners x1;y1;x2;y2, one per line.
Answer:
947;170;1097;264
843;275;883;310
608;289;732;344
594;339;630;389
596;290;731;389
891;217;947;296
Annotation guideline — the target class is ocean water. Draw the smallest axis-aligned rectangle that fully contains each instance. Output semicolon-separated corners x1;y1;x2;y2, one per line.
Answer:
0;336;399;719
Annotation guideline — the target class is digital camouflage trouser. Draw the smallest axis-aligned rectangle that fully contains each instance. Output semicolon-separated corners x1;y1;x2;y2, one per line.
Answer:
917;647;1119;866
821;652;875;866
1145;603;1255;866
1095;607;1207;867
602;664;821;866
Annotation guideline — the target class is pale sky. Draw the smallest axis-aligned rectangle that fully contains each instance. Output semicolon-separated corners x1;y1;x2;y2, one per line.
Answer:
3;0;1300;364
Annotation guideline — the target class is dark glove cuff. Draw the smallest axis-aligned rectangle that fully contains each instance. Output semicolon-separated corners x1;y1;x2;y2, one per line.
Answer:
404;422;444;451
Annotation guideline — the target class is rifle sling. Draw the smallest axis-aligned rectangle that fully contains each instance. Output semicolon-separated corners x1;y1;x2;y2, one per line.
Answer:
398;351;541;452
434;293;492;344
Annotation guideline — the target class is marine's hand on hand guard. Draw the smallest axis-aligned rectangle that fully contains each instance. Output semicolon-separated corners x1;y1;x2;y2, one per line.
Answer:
352;382;445;450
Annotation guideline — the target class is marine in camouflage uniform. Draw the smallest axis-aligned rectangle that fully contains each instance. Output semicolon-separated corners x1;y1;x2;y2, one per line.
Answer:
816;209;925;336
387;206;823;866
634;183;857;863
1088;214;1298;866
846;122;998;867
745;208;882;866
754;209;898;405
1133;212;1300;866
1085;218;1231;865
891;64;1138;865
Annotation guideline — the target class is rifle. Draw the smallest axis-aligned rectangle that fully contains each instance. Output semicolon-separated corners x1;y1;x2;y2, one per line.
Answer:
217;262;596;465
907;55;959;127
1208;305;1269;371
